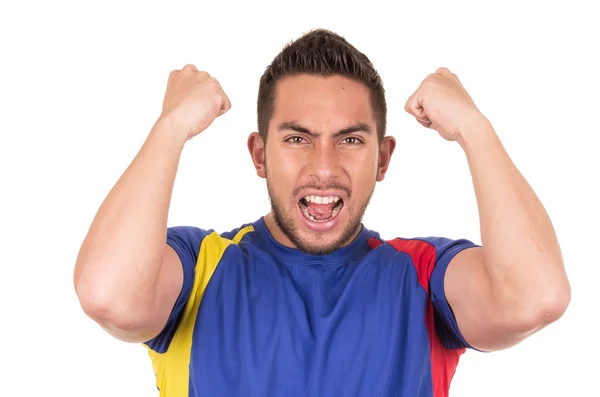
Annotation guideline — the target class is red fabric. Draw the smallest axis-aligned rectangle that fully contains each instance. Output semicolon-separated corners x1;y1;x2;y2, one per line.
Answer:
383;238;462;397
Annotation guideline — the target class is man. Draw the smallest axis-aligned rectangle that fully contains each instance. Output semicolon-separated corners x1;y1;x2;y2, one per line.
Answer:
74;29;571;396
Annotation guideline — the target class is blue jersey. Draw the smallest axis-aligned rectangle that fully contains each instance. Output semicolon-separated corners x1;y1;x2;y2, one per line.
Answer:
143;217;480;396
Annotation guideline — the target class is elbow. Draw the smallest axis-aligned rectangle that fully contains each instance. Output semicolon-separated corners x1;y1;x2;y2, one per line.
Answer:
76;282;126;328
75;275;155;339
509;280;571;334
535;268;571;325
535;280;571;325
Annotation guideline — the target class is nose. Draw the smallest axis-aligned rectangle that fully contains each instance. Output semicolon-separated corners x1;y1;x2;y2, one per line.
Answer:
309;142;341;182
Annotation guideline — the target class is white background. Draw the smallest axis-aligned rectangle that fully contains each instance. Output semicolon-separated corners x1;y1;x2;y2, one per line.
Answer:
1;0;598;396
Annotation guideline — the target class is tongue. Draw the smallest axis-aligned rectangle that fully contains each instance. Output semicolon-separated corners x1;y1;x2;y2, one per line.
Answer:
306;202;335;221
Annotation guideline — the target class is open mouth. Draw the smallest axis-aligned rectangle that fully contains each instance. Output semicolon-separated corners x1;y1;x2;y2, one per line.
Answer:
298;195;344;223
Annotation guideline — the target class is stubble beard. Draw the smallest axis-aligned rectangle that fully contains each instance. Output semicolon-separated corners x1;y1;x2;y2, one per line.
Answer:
265;173;374;256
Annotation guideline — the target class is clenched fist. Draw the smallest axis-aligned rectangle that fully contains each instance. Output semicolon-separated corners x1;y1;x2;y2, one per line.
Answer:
405;67;488;142
158;64;231;142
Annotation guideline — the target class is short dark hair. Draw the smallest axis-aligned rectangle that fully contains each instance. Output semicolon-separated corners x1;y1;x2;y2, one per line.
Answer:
257;29;387;142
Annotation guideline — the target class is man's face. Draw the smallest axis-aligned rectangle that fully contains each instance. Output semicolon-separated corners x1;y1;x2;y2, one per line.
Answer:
251;74;394;255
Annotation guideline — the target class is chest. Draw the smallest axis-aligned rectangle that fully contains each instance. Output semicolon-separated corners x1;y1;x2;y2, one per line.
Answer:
187;254;436;396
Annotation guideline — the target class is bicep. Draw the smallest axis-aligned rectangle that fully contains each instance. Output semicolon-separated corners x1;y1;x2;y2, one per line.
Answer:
144;244;185;340
445;247;531;351
142;226;206;351
103;244;184;343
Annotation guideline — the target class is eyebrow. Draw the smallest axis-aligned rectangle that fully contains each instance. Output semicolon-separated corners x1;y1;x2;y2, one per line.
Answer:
276;121;372;137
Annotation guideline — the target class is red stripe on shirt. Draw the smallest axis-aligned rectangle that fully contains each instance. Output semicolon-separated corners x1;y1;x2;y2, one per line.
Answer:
383;238;462;397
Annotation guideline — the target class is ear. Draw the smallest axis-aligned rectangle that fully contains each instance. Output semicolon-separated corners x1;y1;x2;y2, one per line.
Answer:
376;136;396;182
247;132;266;178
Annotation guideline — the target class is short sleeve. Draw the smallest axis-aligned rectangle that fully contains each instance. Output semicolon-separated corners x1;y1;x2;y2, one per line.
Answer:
143;226;212;353
420;236;481;350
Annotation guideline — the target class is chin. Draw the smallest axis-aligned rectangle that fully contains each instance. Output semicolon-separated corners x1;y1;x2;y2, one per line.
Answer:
269;186;367;255
292;231;347;256
291;205;360;255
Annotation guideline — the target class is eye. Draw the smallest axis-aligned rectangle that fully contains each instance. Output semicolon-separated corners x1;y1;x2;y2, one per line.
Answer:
342;137;362;145
286;136;306;144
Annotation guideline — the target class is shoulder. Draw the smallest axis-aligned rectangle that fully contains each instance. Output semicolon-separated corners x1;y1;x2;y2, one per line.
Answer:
219;222;257;243
167;221;262;265
167;220;258;248
367;232;479;260
365;232;480;278
166;226;215;259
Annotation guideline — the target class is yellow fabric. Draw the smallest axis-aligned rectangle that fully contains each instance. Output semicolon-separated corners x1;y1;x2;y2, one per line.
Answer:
146;226;254;396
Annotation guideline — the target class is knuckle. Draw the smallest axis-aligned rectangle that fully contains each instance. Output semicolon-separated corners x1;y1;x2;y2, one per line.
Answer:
207;77;221;87
195;71;212;84
425;74;440;85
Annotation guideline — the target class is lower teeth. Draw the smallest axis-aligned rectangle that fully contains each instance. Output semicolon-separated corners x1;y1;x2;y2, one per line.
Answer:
301;204;342;223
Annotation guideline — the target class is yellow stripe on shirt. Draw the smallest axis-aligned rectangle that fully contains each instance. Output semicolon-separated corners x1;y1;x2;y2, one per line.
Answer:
146;225;254;396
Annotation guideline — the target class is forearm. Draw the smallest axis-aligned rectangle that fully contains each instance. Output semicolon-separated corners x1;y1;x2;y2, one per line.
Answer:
74;119;186;323
458;118;570;325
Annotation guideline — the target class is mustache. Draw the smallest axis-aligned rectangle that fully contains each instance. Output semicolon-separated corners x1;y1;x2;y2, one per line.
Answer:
293;183;351;199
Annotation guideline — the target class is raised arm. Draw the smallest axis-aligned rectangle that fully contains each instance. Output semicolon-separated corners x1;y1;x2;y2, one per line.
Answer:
73;64;231;343
404;68;571;351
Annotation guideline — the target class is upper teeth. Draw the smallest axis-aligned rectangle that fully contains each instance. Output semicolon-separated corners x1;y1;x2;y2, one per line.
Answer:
304;195;341;204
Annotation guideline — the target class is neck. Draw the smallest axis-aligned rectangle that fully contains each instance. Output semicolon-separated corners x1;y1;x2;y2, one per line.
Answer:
263;211;296;248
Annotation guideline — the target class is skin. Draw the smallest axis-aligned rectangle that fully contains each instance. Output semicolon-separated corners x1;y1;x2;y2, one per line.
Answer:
404;67;570;350
74;63;570;355
73;65;231;342
247;75;395;255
